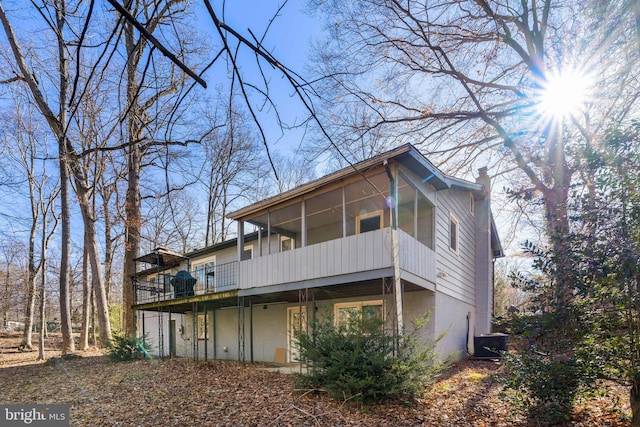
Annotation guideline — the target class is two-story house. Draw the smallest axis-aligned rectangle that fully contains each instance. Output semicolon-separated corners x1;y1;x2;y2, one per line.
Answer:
131;144;504;363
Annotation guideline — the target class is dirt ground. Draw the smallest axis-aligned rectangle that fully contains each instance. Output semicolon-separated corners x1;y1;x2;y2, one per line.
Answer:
0;331;631;426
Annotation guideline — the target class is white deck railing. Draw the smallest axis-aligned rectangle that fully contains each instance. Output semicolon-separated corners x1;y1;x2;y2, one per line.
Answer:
239;228;436;290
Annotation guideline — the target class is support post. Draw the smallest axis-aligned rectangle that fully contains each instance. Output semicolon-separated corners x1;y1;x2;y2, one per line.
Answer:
249;298;253;363
237;220;245;261
204;303;208;362
298;288;308;373
213;307;217;360
238;296;245;363
193;303;197;361
385;160;404;336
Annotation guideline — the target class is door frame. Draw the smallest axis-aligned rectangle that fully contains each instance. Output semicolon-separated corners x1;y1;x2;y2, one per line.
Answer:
286;306;307;363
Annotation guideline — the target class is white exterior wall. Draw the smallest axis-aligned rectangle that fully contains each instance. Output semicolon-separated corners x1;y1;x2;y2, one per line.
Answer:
190;245;237;266
434;189;477;305
138;311;188;358
142;291;445;362
433;291;475;360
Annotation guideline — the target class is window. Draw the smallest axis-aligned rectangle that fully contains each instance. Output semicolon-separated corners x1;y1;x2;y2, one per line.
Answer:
242;245;253;260
197;313;208;339
147;274;171;292
449;215;459;254
470;193;475;215
334;300;383;327
161;274;172;293
417;196;435;249
194;260;215;293
356;211;382;234
281;236;294;252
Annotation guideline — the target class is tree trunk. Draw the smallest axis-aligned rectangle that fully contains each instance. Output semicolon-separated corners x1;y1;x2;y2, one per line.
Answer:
122;143;140;336
37;254;47;361
20;280;35;350
122;10;142;337
36;204;54;361
75;183;112;346
58;148;74;354
80;230;90;350
21;189;39;350
0;0;75;354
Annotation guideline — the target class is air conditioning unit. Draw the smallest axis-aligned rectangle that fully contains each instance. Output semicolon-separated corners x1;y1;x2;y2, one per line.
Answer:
474;333;508;359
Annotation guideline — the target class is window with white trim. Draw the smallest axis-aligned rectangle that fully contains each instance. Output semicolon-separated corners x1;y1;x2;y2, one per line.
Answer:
449;214;459;254
334;300;384;328
281;236;294;252
242;245;253;260
356;210;383;234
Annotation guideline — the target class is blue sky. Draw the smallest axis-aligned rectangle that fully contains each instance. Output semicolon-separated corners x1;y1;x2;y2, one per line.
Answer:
193;0;323;157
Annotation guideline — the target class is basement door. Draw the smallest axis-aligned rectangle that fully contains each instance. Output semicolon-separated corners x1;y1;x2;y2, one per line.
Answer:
287;306;307;363
169;319;176;357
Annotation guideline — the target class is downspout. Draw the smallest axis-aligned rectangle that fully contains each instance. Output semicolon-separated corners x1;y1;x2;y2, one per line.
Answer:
384;160;404;335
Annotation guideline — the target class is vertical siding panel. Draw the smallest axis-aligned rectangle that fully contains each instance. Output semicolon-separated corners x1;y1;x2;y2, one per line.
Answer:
326;240;335;276
296;249;303;282
319;242;328;278
285;251;292;283
348;235;358;274
358;234;366;271
373;230;382;269
334;238;343;275
306;245;320;277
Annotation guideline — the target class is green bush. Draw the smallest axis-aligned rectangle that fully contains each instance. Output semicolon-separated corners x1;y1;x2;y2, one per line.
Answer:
501;352;577;422
106;332;152;361
294;312;447;404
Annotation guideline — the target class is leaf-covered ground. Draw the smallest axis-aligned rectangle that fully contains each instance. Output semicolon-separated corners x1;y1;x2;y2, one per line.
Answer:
0;332;630;426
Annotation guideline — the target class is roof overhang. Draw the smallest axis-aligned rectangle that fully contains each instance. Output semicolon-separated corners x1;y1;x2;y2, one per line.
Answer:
135;247;188;267
227;144;486;221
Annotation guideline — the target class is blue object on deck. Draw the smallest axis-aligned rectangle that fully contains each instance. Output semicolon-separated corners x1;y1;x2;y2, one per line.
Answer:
171;270;196;298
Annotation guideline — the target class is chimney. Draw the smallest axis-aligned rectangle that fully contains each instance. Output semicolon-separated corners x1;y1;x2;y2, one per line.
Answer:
476;166;490;198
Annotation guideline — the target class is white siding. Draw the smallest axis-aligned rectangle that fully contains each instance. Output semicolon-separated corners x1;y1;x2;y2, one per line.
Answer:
435;189;477;305
239;228;395;289
397;229;437;286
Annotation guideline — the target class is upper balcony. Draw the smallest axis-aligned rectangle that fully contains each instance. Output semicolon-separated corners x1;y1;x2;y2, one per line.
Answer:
134;162;440;308
133;228;436;307
133;260;239;305
238;227;436;293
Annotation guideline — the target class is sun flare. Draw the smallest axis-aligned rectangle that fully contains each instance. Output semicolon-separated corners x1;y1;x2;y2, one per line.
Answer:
537;68;592;119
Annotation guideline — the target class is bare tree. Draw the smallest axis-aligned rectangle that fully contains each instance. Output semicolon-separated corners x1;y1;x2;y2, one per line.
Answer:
119;0;204;336
0;239;27;330
141;190;202;254
189;96;261;246
0;0;115;349
308;0;640;296
3;95;61;350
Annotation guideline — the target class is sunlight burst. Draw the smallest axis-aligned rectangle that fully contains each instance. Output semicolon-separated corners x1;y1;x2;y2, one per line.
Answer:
537;68;592;119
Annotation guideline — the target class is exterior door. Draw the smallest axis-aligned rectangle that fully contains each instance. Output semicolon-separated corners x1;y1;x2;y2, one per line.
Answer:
169;319;176;358
287;306;307;363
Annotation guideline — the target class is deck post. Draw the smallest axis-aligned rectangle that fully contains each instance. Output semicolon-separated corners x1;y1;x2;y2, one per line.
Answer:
249;298;253;363
238;296;245;363
204;303;208;362
385;160;404;336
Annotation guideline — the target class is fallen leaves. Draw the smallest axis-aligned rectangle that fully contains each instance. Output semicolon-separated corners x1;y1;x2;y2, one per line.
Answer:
0;332;631;426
